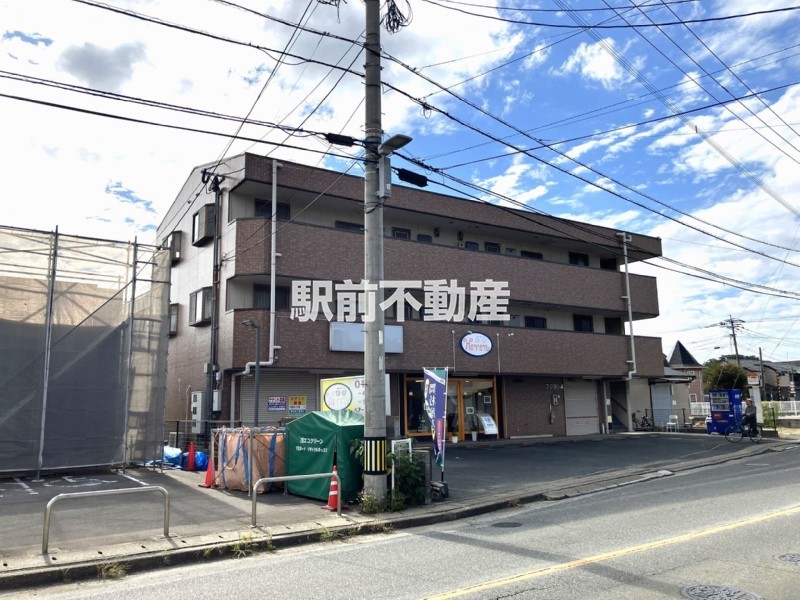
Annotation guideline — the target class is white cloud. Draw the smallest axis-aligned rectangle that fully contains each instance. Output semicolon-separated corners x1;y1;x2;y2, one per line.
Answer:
557;38;638;91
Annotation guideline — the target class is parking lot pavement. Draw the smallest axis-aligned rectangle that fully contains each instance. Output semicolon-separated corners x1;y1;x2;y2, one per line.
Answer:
1;433;796;590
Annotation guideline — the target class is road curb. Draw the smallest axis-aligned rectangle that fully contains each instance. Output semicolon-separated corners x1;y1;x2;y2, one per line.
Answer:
1;439;796;592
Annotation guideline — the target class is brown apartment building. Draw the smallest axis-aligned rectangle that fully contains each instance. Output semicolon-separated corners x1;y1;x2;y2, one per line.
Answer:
156;155;664;442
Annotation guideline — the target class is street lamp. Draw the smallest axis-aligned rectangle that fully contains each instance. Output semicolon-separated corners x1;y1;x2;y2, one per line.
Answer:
242;320;261;427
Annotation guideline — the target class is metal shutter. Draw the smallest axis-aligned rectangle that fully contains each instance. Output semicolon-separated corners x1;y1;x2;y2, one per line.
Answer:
565;380;600;436
240;372;318;425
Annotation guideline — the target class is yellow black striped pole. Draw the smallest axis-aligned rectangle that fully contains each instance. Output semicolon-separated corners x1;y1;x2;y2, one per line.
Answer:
363;437;387;474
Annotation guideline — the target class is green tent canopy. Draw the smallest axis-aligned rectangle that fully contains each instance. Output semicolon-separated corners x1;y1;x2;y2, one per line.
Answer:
285;410;364;502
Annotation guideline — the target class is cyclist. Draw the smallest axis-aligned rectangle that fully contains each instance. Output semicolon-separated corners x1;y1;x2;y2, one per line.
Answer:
742;399;758;437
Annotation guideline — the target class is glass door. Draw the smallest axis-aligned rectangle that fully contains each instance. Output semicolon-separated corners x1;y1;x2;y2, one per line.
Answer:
446;381;460;441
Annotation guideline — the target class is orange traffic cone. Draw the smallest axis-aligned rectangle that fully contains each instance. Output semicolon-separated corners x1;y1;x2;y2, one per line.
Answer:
185;441;196;471
321;465;341;511
199;450;215;488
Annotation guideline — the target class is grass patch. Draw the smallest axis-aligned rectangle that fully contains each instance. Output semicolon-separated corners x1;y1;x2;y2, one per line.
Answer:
96;562;128;580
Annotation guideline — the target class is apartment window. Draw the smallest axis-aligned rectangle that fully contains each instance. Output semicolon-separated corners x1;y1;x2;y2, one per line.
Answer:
521;250;543;260
604;317;623;335
465;241;479;251
573;314;594;332
335;220;364;233
169;303;179;336
484;242;501;254
253;284;290;310
165;231;182;264
600;257;617;270
569;252;590;266
689;393;698;402
255;200;290;220
189;287;212;325
417;233;433;243
392;227;411;240
192;204;216;246
506;248;517;256
524;316;547;329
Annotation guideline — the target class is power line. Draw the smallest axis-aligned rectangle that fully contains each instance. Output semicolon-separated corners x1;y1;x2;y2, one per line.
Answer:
421;0;800;29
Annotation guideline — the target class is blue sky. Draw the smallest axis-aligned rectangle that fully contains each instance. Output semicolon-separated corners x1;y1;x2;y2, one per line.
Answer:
1;0;799;364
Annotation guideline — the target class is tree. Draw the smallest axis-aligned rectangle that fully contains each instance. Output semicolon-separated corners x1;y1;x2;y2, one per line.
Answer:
703;359;747;392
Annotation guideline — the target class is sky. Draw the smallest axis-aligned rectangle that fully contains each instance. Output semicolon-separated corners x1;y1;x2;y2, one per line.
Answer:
2;0;800;366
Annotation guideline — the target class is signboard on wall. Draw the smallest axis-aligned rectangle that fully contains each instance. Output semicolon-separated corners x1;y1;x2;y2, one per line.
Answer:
289;396;307;415
268;396;287;411
460;332;493;357
320;375;391;415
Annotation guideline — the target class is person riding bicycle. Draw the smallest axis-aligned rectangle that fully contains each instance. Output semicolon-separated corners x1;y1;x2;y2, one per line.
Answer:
742;399;758;436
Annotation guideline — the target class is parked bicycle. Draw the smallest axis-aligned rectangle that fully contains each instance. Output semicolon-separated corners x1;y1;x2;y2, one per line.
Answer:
631;411;654;432
724;419;763;443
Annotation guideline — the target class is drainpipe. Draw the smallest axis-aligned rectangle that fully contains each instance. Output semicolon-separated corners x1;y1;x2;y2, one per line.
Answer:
617;233;637;380
243;159;282;375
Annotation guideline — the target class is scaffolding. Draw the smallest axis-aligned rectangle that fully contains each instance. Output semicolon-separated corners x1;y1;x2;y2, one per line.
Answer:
0;225;170;475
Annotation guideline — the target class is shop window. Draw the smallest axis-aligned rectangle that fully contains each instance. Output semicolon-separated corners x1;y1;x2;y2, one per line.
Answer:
192;204;215;246
189;287;212;325
169;303;179;335
573;314;594;332
569;252;589;266
405;378;433;434
521;250;543;260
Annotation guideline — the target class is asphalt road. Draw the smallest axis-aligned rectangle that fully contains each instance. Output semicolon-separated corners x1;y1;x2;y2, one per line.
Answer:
8;442;799;599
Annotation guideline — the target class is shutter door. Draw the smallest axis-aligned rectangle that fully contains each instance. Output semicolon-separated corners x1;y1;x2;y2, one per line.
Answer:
241;372;318;425
651;384;672;427
565;380;599;436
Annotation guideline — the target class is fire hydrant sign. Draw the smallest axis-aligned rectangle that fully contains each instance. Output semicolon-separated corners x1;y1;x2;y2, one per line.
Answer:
320;375;391;415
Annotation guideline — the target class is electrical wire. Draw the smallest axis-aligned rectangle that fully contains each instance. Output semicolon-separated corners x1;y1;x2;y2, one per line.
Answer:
421;0;800;29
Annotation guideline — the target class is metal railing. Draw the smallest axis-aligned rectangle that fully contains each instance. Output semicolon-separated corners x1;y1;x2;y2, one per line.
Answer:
42;486;170;554
251;472;341;527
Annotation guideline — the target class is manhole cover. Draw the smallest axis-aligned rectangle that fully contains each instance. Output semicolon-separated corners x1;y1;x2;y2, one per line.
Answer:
776;553;800;564
680;585;762;600
492;522;523;528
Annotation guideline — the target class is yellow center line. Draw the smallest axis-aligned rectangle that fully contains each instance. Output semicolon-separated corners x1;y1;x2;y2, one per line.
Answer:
427;504;800;600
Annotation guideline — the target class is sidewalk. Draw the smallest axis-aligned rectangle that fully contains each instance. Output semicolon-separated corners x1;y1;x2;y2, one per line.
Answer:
1;432;797;591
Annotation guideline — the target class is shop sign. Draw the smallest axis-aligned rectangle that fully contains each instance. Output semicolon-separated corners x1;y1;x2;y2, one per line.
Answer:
460;332;493;357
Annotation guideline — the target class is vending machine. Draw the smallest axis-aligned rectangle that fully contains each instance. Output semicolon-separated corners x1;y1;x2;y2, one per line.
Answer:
707;389;743;434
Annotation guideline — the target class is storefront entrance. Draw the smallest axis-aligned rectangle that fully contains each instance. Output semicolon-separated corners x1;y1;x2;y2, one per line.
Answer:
404;375;498;441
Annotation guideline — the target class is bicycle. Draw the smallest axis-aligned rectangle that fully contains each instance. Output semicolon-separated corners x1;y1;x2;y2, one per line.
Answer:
724;420;763;443
631;412;654;432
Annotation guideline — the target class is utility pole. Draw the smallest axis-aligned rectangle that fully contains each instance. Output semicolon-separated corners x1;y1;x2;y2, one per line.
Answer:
720;316;744;369
362;0;388;502
203;170;224;441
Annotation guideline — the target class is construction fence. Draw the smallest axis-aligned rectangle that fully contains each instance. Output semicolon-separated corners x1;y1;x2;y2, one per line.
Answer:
0;225;170;475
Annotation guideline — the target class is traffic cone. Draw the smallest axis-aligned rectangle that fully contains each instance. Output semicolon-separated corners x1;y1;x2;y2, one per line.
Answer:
185;441;196;472
199;449;215;488
321;465;341;511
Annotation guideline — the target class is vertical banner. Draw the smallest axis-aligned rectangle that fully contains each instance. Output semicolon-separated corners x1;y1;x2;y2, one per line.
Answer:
423;368;448;468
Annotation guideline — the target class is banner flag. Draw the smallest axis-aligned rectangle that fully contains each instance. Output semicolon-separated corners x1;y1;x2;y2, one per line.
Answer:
423;368;448;468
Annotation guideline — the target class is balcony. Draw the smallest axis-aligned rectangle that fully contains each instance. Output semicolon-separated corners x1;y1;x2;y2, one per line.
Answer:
233;220;659;319
230;310;664;378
